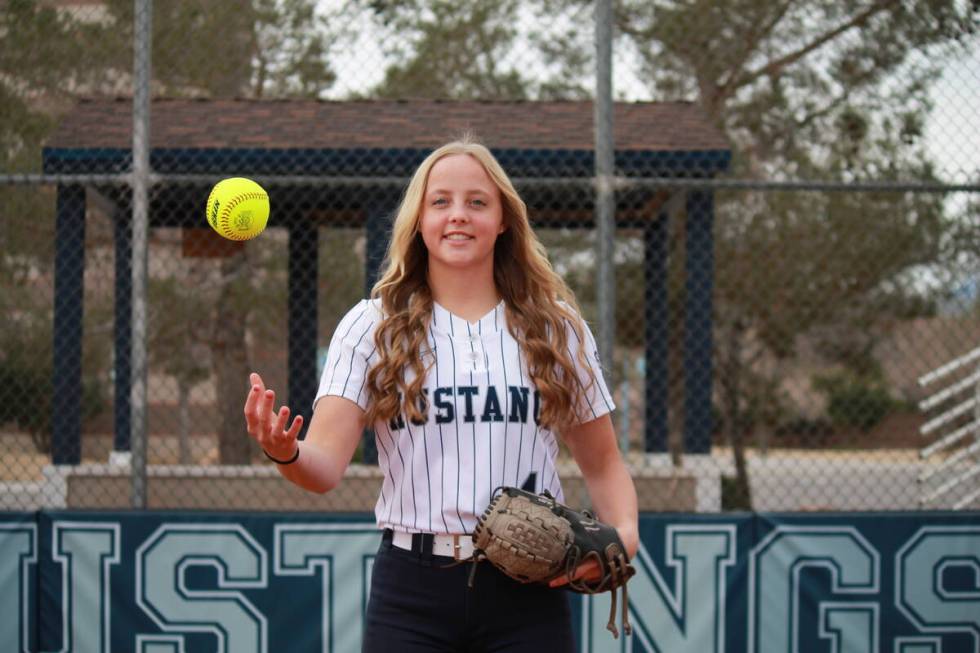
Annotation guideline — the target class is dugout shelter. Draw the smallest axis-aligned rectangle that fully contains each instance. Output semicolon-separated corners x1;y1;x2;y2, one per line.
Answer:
43;98;730;468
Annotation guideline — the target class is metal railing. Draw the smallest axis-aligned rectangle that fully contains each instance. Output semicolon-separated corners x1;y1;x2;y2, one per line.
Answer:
917;346;980;509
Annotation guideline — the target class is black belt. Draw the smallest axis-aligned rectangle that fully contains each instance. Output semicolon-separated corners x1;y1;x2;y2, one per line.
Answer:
382;528;436;554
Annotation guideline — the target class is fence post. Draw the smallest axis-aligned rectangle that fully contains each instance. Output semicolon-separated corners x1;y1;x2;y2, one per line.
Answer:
130;0;152;508
594;0;616;384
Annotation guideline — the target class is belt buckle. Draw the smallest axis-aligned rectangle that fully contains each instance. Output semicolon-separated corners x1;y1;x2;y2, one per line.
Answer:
452;534;463;561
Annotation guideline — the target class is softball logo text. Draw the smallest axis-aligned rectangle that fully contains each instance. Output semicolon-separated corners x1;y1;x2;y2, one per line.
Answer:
1;515;977;652
389;384;541;429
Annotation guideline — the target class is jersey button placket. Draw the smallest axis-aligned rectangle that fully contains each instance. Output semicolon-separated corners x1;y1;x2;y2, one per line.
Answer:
466;334;486;374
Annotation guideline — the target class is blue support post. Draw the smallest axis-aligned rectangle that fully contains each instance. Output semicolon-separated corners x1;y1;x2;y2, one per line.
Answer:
288;223;319;442
360;205;394;465
684;191;715;454
113;204;132;453
644;213;669;452
51;185;86;464
364;206;391;296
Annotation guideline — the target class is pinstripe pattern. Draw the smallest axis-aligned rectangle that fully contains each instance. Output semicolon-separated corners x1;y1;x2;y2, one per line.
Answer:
315;298;614;535
499;329;510;491
427;324;454;533
465;321;478;517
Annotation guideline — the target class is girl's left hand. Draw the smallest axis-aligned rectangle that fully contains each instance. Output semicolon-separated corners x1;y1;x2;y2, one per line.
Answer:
548;525;638;588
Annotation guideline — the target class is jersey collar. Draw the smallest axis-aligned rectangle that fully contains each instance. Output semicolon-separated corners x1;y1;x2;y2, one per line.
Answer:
431;300;505;337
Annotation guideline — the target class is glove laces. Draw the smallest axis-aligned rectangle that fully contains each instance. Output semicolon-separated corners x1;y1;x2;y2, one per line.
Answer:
564;548;633;638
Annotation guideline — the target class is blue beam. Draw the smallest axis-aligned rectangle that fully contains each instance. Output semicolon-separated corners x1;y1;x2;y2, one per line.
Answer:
52;185;86;464
644;213;670;452
684;191;715;454
113;203;132;453
288;224;319;442
360;204;396;465
42;147;732;179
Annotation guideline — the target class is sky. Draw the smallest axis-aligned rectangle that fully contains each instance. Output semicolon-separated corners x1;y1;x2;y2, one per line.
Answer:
318;2;979;187
924;44;980;185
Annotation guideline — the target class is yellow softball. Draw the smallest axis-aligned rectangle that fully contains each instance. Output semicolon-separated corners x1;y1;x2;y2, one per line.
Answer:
205;177;270;241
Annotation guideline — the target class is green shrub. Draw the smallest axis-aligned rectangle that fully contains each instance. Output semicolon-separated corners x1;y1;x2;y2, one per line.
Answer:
0;359;50;438
812;371;896;432
0;358;105;454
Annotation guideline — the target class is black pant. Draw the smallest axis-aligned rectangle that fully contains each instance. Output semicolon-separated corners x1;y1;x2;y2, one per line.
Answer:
362;535;575;652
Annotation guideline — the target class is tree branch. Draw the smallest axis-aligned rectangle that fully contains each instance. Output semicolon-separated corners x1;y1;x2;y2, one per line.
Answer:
730;0;897;93
795;91;853;130
716;0;795;102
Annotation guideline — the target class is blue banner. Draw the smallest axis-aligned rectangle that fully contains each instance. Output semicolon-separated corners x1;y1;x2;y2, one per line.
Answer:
1;510;978;652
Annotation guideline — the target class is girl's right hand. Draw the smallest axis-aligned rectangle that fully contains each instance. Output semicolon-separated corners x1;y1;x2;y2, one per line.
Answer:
243;372;304;461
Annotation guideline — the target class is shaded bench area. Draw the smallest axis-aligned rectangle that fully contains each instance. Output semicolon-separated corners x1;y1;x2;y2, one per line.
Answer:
43;98;730;467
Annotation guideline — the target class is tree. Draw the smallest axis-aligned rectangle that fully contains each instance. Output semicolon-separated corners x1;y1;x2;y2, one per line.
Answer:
613;0;978;506
100;0;339;98
364;0;528;99
0;1;120;170
98;0;342;465
2;0;344;465
363;0;591;100
147;270;212;464
0;2;119;456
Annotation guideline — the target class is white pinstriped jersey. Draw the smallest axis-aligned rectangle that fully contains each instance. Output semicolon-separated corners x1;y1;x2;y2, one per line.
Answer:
315;298;614;535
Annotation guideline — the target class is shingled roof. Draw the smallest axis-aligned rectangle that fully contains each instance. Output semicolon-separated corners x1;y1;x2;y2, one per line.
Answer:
46;97;728;152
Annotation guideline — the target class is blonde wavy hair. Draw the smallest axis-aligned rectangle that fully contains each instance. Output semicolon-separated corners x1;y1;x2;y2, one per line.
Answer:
365;137;595;431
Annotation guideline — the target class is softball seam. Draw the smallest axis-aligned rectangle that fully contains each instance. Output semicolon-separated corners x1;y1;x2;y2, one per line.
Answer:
217;191;269;241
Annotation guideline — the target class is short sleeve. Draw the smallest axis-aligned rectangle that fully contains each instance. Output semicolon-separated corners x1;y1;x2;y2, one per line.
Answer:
565;314;616;424
314;299;380;412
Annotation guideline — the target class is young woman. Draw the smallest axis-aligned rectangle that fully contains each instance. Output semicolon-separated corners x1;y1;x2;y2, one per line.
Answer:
244;137;638;651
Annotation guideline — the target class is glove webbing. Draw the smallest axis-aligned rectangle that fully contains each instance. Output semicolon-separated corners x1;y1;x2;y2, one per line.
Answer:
563;546;633;638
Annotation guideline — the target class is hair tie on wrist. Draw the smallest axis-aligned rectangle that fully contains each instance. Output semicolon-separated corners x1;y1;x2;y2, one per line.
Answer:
263;446;299;465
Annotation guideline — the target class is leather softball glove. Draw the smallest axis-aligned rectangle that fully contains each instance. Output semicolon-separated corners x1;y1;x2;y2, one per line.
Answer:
472;486;635;637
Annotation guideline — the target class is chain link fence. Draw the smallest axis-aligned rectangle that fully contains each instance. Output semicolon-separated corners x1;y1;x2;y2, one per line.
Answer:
2;0;978;513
